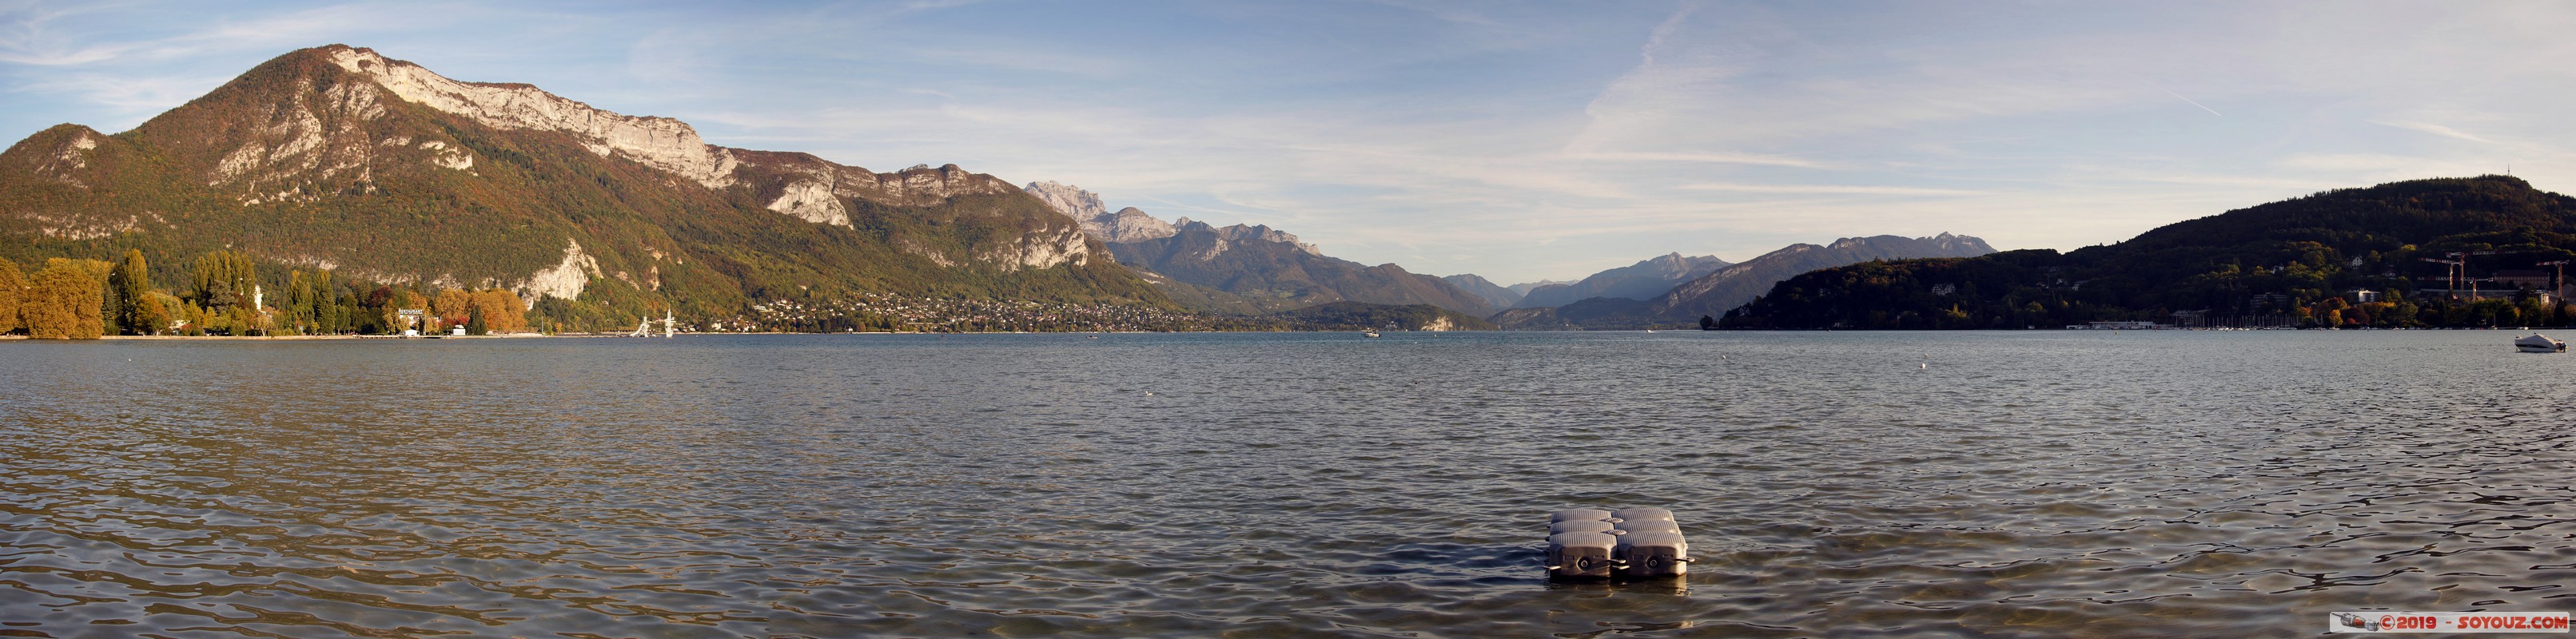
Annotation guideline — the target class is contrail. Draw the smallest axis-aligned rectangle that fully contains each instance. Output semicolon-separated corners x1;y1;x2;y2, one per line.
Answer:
2136;76;2222;116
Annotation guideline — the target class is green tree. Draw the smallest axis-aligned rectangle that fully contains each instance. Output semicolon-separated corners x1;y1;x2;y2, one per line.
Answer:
309;270;341;335
465;303;488;335
24;264;103;339
108;249;151;335
192;251;257;312
285;270;314;335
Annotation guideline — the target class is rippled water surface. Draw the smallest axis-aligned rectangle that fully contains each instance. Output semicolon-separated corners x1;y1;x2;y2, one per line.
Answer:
4;331;2574;637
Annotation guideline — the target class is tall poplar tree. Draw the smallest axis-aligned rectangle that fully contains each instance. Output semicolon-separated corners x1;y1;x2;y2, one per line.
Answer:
191;251;257;311
286;270;314;334
108;249;150;335
309;270;340;335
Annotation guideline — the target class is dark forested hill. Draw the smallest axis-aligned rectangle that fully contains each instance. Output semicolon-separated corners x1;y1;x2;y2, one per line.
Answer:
1722;176;2576;329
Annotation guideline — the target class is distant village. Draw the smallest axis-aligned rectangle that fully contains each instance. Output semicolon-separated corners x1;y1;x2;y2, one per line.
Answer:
2103;262;2574;330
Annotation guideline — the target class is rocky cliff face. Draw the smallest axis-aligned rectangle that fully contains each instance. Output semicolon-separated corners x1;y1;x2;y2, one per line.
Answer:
1091;207;1177;244
0;45;1161;326
1024;181;1106;219
1177;218;1321;256
324;46;742;190
1022;183;1177;244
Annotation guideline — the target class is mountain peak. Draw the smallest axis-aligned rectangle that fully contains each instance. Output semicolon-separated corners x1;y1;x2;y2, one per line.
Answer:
1024;181;1107;219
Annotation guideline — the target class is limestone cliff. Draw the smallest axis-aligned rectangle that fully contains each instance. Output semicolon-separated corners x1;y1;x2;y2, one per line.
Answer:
0;44;1165;327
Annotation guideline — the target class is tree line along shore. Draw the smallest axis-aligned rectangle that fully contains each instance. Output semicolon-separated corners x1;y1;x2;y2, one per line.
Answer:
0;248;1495;339
0;249;529;339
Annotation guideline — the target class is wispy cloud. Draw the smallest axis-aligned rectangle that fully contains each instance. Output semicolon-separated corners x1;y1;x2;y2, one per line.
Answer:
1573;151;1829;169
1675;183;1984;196
2374;120;2496;145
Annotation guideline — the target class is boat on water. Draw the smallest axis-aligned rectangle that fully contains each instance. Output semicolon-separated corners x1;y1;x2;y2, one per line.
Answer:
2515;333;2565;353
1364;331;1382;338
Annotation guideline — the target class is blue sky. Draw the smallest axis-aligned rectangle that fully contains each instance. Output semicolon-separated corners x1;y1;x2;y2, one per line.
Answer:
2;1;2572;284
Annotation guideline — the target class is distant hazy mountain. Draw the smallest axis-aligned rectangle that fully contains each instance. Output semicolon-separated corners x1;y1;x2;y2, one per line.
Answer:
1514;252;1733;308
1441;274;1521;308
1105;217;1495;316
1491;233;1995;329
1657;233;1994;321
1024;183;1491;316
1507;280;1575;296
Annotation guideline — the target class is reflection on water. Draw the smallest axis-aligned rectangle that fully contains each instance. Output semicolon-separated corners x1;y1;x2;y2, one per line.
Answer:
3;331;2573;637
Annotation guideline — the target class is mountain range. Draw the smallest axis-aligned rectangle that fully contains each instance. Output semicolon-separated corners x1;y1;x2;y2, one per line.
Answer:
1023;182;1498;316
0;43;2020;334
1512;252;1734;308
1491;233;1995;329
0;45;1167;330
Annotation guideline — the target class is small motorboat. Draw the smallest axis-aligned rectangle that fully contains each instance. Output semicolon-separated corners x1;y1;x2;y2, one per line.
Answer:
2515;333;2565;352
1364;331;1381;338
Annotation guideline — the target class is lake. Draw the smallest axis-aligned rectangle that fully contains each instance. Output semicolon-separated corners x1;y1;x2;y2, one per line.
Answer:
2;331;2571;637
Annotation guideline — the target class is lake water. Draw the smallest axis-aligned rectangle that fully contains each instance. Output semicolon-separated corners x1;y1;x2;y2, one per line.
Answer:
2;331;2572;637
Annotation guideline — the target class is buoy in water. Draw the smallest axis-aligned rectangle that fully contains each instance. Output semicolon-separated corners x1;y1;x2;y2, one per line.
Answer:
1547;507;1690;580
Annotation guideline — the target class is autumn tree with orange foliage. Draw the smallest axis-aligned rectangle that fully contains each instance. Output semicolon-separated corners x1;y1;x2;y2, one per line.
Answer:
432;288;472;327
467;289;528;333
23;264;103;339
0;257;22;335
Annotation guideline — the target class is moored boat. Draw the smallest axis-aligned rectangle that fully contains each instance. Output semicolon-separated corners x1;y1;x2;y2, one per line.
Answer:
2514;333;2565;352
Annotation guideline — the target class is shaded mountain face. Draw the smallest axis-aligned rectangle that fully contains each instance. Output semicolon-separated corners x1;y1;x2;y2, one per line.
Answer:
1103;218;1496;316
0;45;1165;327
1723;177;2576;329
1489;233;1994;330
1507;280;1574;296
1440;273;1521;308
1514;252;1733;308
